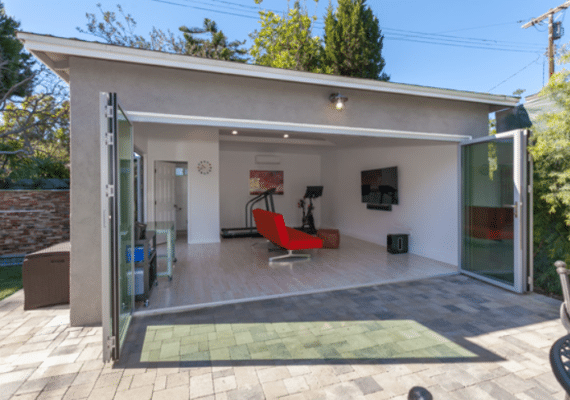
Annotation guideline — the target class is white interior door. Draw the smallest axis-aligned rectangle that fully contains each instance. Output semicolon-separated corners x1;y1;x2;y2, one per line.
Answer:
154;161;176;242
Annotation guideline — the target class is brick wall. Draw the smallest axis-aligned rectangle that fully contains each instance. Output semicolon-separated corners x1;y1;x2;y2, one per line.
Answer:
0;191;70;256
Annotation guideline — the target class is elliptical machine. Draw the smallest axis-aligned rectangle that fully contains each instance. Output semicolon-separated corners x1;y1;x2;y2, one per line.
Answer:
297;186;323;235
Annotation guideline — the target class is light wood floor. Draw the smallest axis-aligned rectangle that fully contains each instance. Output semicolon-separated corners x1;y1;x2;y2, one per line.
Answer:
136;235;458;313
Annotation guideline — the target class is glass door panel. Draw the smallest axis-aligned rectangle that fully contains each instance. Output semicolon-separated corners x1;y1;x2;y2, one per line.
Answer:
101;93;134;362
117;106;134;349
461;130;530;293
462;138;515;286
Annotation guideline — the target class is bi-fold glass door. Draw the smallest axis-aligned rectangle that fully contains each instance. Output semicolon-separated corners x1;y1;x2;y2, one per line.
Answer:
460;129;531;293
101;93;134;362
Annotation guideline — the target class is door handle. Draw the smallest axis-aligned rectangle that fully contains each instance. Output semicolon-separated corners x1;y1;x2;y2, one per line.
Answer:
502;202;518;218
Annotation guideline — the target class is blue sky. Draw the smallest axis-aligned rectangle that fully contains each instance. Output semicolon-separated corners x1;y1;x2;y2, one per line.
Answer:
6;0;566;100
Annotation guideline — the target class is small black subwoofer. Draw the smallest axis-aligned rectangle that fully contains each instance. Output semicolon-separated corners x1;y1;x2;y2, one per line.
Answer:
387;234;408;254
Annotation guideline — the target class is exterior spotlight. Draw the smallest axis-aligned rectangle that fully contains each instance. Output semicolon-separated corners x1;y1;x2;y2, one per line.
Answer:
283;134;289;138
329;93;348;110
232;130;238;135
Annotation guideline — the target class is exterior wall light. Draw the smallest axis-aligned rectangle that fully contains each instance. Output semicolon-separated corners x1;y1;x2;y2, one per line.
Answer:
232;130;238;135
329;93;348;110
283;134;289;138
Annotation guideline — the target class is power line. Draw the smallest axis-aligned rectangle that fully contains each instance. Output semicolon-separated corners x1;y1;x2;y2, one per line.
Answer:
150;0;545;54
175;0;281;15
152;0;260;20
154;0;314;21
382;27;544;50
437;20;527;34
522;1;570;76
383;36;543;53
488;54;543;92
198;0;273;12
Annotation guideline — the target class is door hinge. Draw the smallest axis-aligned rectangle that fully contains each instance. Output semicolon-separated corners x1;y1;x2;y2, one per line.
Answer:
105;105;114;119
106;336;116;352
528;185;532;194
105;184;115;198
104;132;114;146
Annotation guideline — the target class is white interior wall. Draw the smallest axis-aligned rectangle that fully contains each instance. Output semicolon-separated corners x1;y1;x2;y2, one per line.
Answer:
321;143;459;265
144;126;220;244
219;150;322;229
320;150;338;229
138;121;458;264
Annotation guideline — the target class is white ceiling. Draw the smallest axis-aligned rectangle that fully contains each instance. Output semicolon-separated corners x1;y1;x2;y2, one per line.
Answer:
133;122;458;155
219;128;457;153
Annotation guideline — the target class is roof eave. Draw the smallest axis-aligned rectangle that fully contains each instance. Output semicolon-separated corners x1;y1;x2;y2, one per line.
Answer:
17;31;519;108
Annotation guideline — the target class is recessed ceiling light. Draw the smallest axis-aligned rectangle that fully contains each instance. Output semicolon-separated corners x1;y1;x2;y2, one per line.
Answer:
283;134;289;138
232;130;238;135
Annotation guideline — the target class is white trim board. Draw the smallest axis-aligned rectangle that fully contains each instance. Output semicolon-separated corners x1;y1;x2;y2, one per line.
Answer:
17;31;519;108
126;111;473;142
133;271;460;318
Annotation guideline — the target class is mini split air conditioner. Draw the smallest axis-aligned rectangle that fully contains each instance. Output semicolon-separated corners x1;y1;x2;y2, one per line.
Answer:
255;155;281;165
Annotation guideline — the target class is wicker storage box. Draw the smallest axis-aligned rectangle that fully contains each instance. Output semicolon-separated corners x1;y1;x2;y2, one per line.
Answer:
317;229;340;249
23;242;70;310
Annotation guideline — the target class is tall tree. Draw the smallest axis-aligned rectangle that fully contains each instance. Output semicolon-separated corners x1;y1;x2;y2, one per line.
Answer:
78;4;247;61
0;93;70;179
0;2;34;100
76;3;184;53
323;0;388;80
250;1;327;73
77;3;184;53
0;3;68;169
528;47;570;295
180;19;248;62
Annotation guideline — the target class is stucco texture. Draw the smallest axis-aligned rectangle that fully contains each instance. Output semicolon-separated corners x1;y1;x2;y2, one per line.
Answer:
69;56;490;326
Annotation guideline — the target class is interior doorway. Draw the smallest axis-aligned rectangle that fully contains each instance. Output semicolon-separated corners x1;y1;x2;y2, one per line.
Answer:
154;161;188;243
154;161;176;245
174;162;188;236
134;152;144;223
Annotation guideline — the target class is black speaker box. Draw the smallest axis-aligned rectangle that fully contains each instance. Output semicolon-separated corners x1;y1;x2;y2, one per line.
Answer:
387;234;408;254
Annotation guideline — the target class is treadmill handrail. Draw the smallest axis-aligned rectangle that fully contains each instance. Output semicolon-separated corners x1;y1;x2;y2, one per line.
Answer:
245;188;276;227
244;192;269;226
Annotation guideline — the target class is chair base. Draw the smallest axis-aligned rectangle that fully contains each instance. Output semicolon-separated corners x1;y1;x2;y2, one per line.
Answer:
269;249;311;262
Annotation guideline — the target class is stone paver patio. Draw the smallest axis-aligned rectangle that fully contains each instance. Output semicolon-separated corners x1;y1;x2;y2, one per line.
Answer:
0;274;568;399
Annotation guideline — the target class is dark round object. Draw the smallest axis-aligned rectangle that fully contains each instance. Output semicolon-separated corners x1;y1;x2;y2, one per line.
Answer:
408;386;433;400
550;334;570;395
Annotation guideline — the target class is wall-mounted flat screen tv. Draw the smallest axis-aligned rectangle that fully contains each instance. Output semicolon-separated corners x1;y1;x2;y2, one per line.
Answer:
361;167;398;205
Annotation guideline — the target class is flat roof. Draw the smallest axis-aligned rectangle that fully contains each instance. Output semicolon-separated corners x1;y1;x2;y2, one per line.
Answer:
17;31;519;109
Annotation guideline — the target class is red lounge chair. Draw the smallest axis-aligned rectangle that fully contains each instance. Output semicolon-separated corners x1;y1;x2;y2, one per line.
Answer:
252;209;323;262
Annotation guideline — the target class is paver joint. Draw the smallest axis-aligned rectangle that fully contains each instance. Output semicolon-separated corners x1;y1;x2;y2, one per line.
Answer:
0;276;568;399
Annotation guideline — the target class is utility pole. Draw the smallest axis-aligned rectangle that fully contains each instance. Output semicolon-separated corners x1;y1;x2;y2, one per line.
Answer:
522;1;570;77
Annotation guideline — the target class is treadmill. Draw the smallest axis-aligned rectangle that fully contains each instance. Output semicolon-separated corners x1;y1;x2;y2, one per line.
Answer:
221;188;276;238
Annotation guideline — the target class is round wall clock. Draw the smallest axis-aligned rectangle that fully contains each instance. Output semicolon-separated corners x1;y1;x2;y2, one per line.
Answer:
197;160;212;175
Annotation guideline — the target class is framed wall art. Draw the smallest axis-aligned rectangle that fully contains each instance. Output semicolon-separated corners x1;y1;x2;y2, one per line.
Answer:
249;170;284;195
